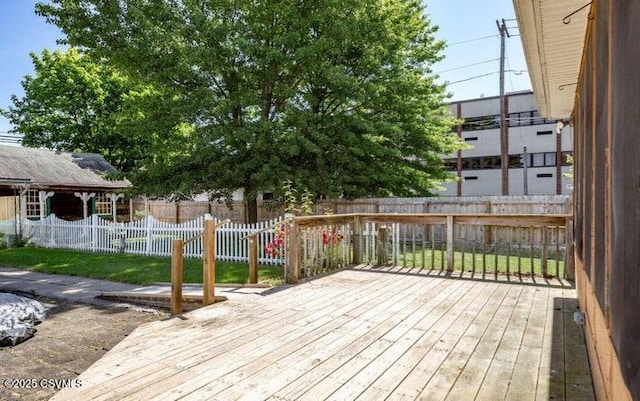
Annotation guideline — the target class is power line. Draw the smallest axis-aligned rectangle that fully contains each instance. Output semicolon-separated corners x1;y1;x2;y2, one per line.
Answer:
436;59;499;74
447;34;499;46
506;53;514;91
446;72;498;85
445;69;527;85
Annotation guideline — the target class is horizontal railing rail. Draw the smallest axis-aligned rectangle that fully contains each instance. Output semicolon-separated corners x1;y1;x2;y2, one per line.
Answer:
285;213;573;283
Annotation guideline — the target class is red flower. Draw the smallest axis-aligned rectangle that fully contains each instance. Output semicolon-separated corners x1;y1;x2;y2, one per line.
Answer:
264;223;287;257
321;229;344;245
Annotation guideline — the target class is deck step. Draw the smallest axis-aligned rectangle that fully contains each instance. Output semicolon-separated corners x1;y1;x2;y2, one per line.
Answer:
98;291;228;310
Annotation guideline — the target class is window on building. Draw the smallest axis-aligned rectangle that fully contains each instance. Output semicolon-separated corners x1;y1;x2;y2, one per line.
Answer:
464;136;478;141
532;153;545;167
544;152;556;166
531;110;546;125
461;115;500;131
537;130;553;135
25;190;40;218
526;152;558;167
468;158;482;170
481;156;501;169
456;156;504;171
94;193;112;215
509;155;523;168
454;154;564;171
443;159;457;171
464;176;478;180
509;111;528;126
537;173;553;178
509;110;556;127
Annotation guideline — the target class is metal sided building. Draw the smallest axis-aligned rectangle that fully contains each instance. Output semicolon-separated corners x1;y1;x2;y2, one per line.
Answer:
441;90;574;197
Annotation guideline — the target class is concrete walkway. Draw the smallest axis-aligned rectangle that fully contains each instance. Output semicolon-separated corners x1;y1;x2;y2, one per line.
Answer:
0;267;269;309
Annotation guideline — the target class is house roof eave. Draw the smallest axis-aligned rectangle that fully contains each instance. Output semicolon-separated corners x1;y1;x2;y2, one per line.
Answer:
512;0;590;119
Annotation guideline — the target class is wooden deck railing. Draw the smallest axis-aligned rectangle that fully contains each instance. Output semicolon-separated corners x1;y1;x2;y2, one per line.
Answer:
285;213;573;283
170;218;230;314
243;216;293;284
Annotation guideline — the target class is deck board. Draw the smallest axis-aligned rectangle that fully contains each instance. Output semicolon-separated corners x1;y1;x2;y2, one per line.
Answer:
50;266;594;401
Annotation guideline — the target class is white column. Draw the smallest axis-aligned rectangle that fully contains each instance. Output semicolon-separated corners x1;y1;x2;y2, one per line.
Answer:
18;185;30;237
107;193;124;222
18;185;29;222
74;192;96;219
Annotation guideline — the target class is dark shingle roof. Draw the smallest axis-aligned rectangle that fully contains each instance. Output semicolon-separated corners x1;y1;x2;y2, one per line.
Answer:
0;145;130;189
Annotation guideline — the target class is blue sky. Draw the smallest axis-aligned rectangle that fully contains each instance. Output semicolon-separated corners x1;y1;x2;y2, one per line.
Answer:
0;1;66;138
0;0;531;137
427;0;531;101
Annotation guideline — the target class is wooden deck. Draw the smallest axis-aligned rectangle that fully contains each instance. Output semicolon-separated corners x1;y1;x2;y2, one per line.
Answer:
51;266;594;401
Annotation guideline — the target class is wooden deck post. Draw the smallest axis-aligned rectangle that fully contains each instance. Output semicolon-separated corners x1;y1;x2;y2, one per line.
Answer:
565;218;575;280
171;238;184;315
446;215;455;271
249;234;258;284
352;215;362;264
377;226;389;266
203;218;215;305
286;220;299;283
541;227;548;277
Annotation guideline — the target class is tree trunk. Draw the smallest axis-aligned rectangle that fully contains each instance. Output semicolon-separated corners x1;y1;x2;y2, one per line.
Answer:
245;191;258;224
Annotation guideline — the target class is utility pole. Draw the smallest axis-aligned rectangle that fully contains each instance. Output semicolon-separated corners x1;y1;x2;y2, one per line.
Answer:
496;18;510;195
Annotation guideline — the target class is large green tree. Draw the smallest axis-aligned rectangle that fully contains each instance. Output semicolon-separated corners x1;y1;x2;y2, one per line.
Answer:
1;48;174;172
37;0;463;222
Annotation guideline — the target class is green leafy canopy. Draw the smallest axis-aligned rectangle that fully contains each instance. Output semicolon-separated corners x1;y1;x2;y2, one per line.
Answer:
1;48;183;174
35;0;464;221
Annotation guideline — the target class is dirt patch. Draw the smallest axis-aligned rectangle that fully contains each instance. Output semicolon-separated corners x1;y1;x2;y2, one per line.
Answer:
0;295;167;401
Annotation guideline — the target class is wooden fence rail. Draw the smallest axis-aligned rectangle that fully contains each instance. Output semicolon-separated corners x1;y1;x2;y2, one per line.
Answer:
286;213;574;283
130;195;572;224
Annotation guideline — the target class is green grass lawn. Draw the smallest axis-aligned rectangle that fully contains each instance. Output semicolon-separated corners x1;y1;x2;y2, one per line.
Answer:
0;245;564;286
396;248;565;277
0;247;283;285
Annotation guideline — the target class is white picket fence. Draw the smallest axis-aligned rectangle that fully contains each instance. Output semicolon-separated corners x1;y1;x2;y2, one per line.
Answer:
0;217;19;236
20;214;286;265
